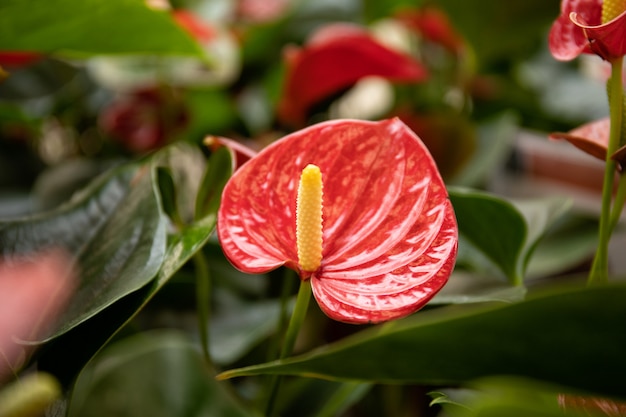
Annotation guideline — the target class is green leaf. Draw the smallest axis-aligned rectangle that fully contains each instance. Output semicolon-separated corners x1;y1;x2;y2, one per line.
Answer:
510;196;572;277
67;330;258;417
38;213;217;387
446;377;584;417
0;162;168;341
430;271;526;305
526;215;598;279
195;146;233;220
154;142;207;224
218;283;626;400
0;0;203;57
156;166;183;226
449;187;526;284
449;188;571;284
211;297;290;365
36;146;217;387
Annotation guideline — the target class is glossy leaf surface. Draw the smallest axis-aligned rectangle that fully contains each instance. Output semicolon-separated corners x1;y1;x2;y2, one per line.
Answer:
0;0;203;57
218;118;458;324
218;283;626;400
0;163;167;341
37;145;217;387
277;24;428;126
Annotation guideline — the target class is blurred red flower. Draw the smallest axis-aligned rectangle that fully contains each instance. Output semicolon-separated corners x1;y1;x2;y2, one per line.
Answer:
99;87;189;153
0;250;76;382
277;24;428;126
172;9;216;43
0;52;41;68
395;6;465;54
217;118;457;324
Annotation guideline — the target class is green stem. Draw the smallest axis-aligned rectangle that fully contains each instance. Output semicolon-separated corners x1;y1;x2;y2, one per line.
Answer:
194;252;213;367
609;174;626;232
265;279;312;417
589;58;624;284
267;268;297;362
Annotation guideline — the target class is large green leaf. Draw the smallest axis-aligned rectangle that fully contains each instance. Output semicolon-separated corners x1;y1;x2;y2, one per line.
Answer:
449;188;527;284
38;213;216;388
0;162;168;341
0;0;203;57
36;146;217;387
218;283;626;400
67;330;258;417
449;188;571;284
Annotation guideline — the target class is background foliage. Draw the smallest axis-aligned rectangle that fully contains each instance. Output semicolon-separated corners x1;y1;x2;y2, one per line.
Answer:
1;0;623;416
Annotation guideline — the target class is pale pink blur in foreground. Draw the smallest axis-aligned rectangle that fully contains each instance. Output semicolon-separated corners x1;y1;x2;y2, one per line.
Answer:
0;250;76;382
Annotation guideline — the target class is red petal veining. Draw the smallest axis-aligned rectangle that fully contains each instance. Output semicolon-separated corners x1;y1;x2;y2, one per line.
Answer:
218;118;458;324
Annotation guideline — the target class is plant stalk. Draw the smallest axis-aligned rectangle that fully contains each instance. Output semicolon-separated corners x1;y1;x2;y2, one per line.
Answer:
589;58;624;284
265;278;312;417
194;252;213;367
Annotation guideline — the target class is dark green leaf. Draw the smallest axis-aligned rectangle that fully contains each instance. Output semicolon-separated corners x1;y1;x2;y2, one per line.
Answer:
195;146;233;220
218;283;626;400
153;142;206;225
156;166;182;226
449;188;571;284
38;213;216;387
0;162;167;341
67;330;258;417
35;144;216;386
449;187;527;284
0;0;203;57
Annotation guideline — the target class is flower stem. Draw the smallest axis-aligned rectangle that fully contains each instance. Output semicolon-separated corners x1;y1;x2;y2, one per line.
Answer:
194;252;213;367
267;268;297;362
265;279;312;416
589;58;624;284
609;174;626;231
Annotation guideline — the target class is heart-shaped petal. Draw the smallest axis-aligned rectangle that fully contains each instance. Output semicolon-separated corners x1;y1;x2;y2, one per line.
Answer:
218;118;458;324
277;24;428;126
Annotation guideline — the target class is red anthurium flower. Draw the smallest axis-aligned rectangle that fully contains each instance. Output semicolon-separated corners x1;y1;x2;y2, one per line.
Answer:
277;24;428;127
217;118;458;324
550;117;626;167
549;0;626;61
